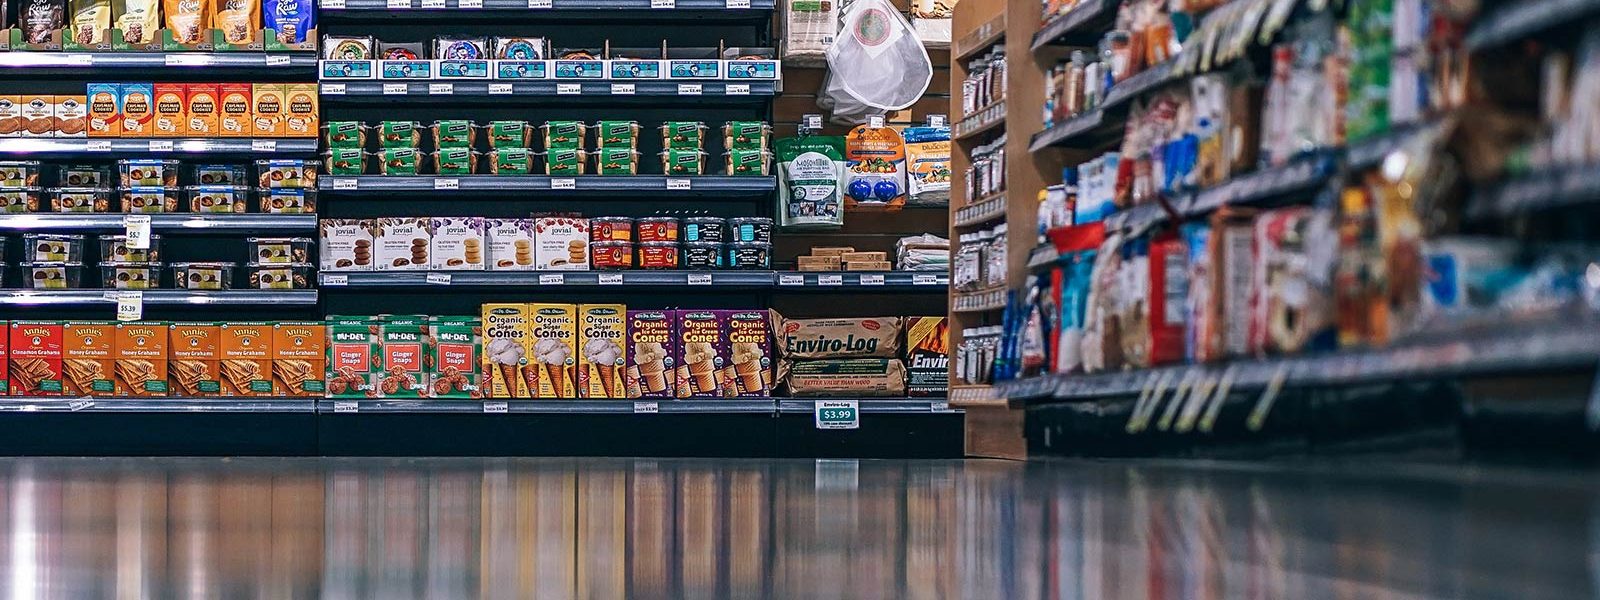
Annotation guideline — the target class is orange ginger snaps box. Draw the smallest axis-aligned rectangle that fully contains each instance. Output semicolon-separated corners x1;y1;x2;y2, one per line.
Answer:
273;322;326;397
62;322;115;396
252;83;285;137
219;83;252;137
185;83;219;136
114;322;169;397
220;322;273;396
10;321;65;396
169;322;221;397
152;83;186;137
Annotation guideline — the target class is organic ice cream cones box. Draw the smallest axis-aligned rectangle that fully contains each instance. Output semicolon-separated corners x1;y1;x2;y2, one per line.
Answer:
673;310;727;398
577;304;626;399
325;317;378;399
528;304;577;398
10;321;64;396
273;322;326;398
481;304;532;399
169;322;221;397
220;322;273;396
62;322;115;397
626;310;675;399
426;317;482;399
725;311;771;397
115;322;170;397
378;316;428;398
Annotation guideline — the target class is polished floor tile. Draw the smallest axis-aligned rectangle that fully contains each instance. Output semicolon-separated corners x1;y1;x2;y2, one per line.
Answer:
0;457;1591;599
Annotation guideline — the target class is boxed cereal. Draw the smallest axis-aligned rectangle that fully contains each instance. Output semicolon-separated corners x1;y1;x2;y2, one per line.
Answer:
427;316;482;399
10;321;64;395
625;310;675;398
486;218;534;271
55;95;86;138
430;216;486;270
673;310;726;398
725;310;771;397
21;94;53;138
220;322;273;396
120;83;154;136
273;322;326;397
169;322;221;397
378;315;428;398
326;317;378;398
481;304;532;399
185;83;219;136
284;83;318;138
218;83;252;137
114;322;169;397
62;321;115;396
577;304;626;399
375;217;431;271
252;84;285;137
905;316;949;397
533;216;589;270
87;83;121;137
528;303;577;398
152;83;186;137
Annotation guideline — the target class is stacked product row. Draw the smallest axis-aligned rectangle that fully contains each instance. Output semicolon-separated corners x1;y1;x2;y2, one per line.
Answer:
320;37;779;80
775;122;950;230
72;83;318;138
953;223;1006;292
2;234;312;289
0;159;317;214
6;0;315;51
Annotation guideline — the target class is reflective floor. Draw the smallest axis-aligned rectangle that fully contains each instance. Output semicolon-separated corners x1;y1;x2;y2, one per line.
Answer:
0;457;1593;599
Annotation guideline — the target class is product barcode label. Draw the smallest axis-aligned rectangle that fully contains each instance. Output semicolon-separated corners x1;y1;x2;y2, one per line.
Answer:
251;139;277;152
488;83;513;95
64;54;93;65
147;140;173;152
332;178;358;190
458;0;481;7
927;114;947;127
912;274;939;285
433;178;459;190
165;54;211;66
549;178;576;190
778;274;804;286
265;55;292;66
123;215;152;249
598;273;623;285
665;178;691;190
726;0;749;7
383;83;408;94
687;273;713;285
556;83;581;95
725;84;749;95
68;400;93;411
421;0;444;8
333;401;358;413
428;83;454;95
483;401;509;413
426;273;452;285
539;273;564;285
677;83;702;95
818;274;843;286
321;83;346;95
859;274;885;286
804;114;822;130
322;274;349;286
86;140;112;151
633;401;659;414
930;400;951;412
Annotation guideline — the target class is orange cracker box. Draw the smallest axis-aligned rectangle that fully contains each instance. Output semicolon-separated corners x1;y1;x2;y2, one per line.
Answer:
152;83;186;137
219;83;252;138
577;304;626;399
169;323;221;397
10;321;64;396
185;83;219;137
284;83;317;138
114;322;170;397
62;322;115;397
252;83;285;137
273;322;326;397
120;83;154;137
481;304;532;399
220;322;273;396
87;84;121;137
20;94;53;138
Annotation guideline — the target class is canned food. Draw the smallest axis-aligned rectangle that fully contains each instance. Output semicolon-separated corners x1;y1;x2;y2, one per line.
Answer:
101;262;162;289
22;233;84;262
637;242;679;269
591;217;633;243
118;159;180;188
48;187;112;213
19;261;82;289
190;163;247;185
185;185;249;214
0;161;41;187
0;187;41;213
683;217;725;243
635;216;679;243
683;241;722;268
727;241;770;269
246;237;313;264
58;164;111;187
246;262;314;289
257;188;317;214
99;234;162;263
727;217;773;244
120;187;179;213
590;241;633;269
172;262;235;290
255;160;319;188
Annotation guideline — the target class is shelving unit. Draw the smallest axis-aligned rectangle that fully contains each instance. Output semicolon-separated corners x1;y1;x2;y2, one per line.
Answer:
318;175;775;195
0;138;317;156
321;270;948;288
0;214;316;232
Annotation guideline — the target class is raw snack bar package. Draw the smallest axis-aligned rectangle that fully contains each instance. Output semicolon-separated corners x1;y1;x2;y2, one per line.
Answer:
378;316;428;398
725;310;771;397
273;322;326;397
578;304;626;399
220;322;272;396
169;322;222;397
115;322;169;397
325;317;378;398
904;317;949;397
625;309;675;399
62;321;115;396
11;321;65;396
427;316;482;399
527;304;577;398
673;310;727;398
481;304;532;399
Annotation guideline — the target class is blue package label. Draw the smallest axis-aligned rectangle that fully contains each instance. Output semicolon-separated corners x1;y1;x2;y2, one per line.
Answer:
609;60;661;79
724;60;777;79
380;60;433;79
667;60;720;79
553;60;605;79
320;60;373;79
495;60;548;79
437;59;491;79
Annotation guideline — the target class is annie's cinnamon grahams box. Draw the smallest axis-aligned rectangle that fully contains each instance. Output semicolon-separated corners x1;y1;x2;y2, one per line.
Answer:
169;322;221;397
114;322;169;396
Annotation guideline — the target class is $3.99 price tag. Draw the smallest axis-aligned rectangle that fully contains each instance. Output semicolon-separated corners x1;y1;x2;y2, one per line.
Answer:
814;399;859;430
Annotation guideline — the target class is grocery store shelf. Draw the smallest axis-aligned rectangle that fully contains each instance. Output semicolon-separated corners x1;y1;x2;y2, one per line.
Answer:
1467;164;1600;219
948;385;1002;406
1465;0;1600;51
953;192;1006;227
1344;121;1441;171
322;0;774;14
1026;244;1059;269
322;270;948;289
0;138;316;156
953;13;1006;60
320;399;776;414
953;286;1006;312
320;81;777;102
319;175;775;195
1183;151;1337;214
1031;0;1116;49
0;398;316;413
954;101;1005;140
778;398;957;414
0;290;317;306
0;52;316;72
0;214;315;232
1025;59;1186;152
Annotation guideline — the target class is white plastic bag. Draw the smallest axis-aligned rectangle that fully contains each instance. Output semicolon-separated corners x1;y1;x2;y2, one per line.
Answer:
819;0;933;124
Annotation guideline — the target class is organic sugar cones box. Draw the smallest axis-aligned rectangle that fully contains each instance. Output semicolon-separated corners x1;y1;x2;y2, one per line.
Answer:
10;321;64;396
725;311;771;397
378;316;428;398
114;322;170;397
673;310;726;398
169;322;221;397
273;322;326;398
326;317;378;398
220;322;273;396
529;304;578;398
481;304;532;399
577;305;626;399
62;322;115;397
426;317;482;399
626;310;675;399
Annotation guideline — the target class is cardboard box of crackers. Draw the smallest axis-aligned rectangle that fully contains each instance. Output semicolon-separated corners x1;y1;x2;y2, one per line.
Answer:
169;323;222;397
325;317;378;399
10;321;64;396
273;322;326;397
62;322;115;396
481;304;532;399
431;217;486;270
375;217;431;271
578;304;626;399
114;322;169;397
673;310;726;398
528;304;577;398
427;317;482;398
220;322;273;396
319;218;375;271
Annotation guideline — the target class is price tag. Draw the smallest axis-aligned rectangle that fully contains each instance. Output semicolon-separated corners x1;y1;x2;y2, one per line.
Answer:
386;0;410;8
650;0;674;7
488;83;513;95
265;54;292;66
527;0;551;7
86;140;112;152
868;115;885;129
803;114;823;130
123;215;152;249
165;54;212;67
322;274;349;286
68;400;93;411
251;139;277;152
459;0;482;6
725;0;749;6
814;399;859;430
778;273;804;286
539;273;564;285
433;178;460;190
382;82;408;95
421;0;445;7
665;178;691;191
426;273;452;285
859;274;885;286
912;274;939;285
930;400;951;413
677;83;702;95
111;292;142;321
321;83;346;95
598;273;623;285
633;401;659;414
818;274;843;286
333;401;358;413
483;401;509;413
64;54;93;66
332;178;358;190
549;178;576;190
322;0;345;7
428;83;454;95
610;83;635;95
927;114;947;127
725;83;749;95
556;83;581;95
147;140;173;152
687;273;713;285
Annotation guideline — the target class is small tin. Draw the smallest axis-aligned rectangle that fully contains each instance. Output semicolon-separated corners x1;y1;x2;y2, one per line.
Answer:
727;217;773;244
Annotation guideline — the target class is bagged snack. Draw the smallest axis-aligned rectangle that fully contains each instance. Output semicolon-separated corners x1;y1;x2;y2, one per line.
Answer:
163;0;209;43
902;125;950;204
20;0;66;45
776;135;845;229
70;0;111;46
263;0;313;46
214;0;256;44
772;311;902;359
114;0;158;44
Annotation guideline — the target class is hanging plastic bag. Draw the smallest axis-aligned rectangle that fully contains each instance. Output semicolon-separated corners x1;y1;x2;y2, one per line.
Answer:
818;0;933;124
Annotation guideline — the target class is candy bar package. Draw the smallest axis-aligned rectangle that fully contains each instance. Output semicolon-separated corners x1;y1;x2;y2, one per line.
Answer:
771;311;902;359
626;309;675;399
263;0;314;46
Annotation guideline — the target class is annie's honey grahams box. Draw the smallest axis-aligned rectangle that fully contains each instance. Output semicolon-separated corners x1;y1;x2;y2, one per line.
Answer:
62;321;115;396
169;322;221;397
114;322;169;397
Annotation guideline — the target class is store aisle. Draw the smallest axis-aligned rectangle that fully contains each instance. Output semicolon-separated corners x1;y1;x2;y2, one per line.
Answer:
0;457;1590;599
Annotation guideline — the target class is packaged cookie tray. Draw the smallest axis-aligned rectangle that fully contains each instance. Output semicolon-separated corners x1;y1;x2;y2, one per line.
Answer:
0;187;317;214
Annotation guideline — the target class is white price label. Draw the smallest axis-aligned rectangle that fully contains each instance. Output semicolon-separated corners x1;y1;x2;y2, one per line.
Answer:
322;274;349;286
265;54;292;66
539;273;564;285
803;114;822;130
556;83;581;95
165;54;212;67
687;273;713;285
610;83;635;95
483;401;509;413
778;274;805;286
322;0;345;7
912;274;940;285
488;83;513;95
725;84;749;95
86;140;112;152
321;83;346;95
333;401;359;413
868;115;885;129
68;400;93;411
426;273;452;285
818;274;843;286
251;139;277;152
123;215;152;249
386;0;409;8
64;54;93;66
814;399;860;430
332;178;358;190
527;0;551;7
459;0;482;6
725;0;749;7
930;400;951;412
650;0;673;7
382;82;408;95
927;114;947;127
433;178;460;190
598;273;623;285
677;83;701;95
633;401;659;414
859;274;885;286
428;83;454;95
549;178;576;190
420;0;444;6
112;292;143;321
147;140;173;152
665;178;691;190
